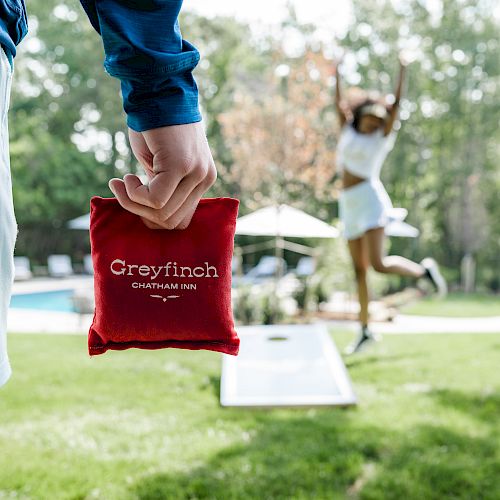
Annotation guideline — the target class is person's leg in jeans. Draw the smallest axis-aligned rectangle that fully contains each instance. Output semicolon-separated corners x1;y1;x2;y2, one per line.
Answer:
0;48;17;388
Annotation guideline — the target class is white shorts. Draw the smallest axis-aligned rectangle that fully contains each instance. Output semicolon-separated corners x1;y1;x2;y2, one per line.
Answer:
0;47;16;388
339;179;397;241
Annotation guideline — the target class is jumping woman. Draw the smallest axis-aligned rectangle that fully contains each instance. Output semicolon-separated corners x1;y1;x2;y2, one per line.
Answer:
334;54;447;354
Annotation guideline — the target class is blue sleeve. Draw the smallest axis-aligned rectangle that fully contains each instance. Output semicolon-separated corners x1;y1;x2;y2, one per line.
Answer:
79;0;201;132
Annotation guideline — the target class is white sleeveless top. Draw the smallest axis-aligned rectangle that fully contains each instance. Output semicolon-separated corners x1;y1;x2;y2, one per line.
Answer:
336;124;397;180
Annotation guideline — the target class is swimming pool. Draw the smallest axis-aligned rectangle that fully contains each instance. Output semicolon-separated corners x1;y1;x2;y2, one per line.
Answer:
9;289;76;312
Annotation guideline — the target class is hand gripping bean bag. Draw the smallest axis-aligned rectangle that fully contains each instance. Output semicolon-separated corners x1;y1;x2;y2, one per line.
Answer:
88;196;240;356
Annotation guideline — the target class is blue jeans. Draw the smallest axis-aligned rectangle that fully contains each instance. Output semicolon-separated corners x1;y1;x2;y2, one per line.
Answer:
0;46;16;387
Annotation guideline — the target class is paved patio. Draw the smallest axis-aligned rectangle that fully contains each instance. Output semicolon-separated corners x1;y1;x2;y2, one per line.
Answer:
7;309;500;336
12;275;93;294
8;277;500;335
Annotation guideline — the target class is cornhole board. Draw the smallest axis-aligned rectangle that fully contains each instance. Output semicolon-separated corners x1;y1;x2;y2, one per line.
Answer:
220;324;356;407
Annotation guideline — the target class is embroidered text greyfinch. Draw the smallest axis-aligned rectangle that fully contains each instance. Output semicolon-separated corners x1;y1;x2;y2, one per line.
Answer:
110;259;219;280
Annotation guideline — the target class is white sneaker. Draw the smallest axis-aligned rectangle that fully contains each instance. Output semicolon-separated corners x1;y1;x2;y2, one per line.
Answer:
421;258;448;298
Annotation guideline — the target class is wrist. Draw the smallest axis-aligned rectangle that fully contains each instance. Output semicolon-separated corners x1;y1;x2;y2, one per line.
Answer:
127;108;202;133
122;73;201;132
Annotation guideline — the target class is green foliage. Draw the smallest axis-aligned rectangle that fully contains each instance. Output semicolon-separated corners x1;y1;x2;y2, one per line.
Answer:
292;274;332;313
8;0;500;288
183;13;270;198
233;284;291;325
261;291;288;325
9;2;269;262
233;285;264;324
402;292;500;317
344;0;500;289
222;0;500;292
10;0;128;261
292;277;313;311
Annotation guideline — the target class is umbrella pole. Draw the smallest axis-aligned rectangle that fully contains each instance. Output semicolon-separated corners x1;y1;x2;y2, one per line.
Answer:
273;235;285;323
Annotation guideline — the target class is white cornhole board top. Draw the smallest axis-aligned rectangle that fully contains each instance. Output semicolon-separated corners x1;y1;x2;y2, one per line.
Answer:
221;324;356;407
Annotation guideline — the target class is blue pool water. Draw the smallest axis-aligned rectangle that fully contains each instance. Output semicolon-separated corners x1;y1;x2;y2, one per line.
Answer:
9;289;75;312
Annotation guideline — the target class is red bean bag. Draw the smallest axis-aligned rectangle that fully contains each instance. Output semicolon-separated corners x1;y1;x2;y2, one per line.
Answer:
88;196;240;356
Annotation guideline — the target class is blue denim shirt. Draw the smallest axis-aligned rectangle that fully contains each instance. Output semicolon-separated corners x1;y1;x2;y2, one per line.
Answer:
0;0;27;66
0;0;201;131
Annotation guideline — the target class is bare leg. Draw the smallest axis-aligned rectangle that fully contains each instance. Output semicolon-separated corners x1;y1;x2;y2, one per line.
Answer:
365;227;425;278
347;236;370;327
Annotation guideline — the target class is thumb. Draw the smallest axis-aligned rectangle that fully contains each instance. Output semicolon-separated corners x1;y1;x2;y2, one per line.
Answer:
108;178;125;197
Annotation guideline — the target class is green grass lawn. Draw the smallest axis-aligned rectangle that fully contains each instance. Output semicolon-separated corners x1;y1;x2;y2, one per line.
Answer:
401;292;500;317
1;331;499;500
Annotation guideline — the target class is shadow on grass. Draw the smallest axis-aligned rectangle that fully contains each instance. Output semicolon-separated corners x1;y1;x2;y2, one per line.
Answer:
362;424;499;500
129;410;498;500
344;351;425;370
429;388;500;424
131;410;372;499
208;374;221;399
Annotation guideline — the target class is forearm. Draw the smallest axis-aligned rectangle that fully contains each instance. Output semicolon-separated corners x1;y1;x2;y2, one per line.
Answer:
335;71;342;105
79;0;201;131
394;63;406;105
334;65;347;125
386;62;406;129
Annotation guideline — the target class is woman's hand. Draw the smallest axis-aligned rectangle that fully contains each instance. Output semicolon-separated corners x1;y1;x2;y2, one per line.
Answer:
333;53;349;126
398;51;412;68
332;53;345;76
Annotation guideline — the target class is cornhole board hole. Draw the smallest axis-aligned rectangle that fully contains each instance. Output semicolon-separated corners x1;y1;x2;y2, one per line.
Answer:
220;324;356;407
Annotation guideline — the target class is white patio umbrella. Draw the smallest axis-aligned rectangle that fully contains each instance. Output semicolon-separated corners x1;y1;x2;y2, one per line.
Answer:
383;208;420;238
236;204;339;239
67;213;90;230
67;204;340;238
68;205;417;237
234;204;338;283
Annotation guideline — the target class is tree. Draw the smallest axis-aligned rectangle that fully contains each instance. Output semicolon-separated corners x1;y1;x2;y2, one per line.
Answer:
220;47;338;221
9;3;265;262
344;0;500;286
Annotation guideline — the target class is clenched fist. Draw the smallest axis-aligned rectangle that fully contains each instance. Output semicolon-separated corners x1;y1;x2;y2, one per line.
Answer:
109;121;217;230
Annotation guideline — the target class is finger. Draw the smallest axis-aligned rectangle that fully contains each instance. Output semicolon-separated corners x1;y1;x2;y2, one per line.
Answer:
109;178;160;223
162;180;210;230
175;207;196;230
143;170;184;210
153;167;209;221
111;179;167;230
123;173;163;209
140;217;165;230
168;165;216;228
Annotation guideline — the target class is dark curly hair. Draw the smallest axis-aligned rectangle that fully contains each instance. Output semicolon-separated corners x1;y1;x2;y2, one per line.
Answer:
351;96;391;131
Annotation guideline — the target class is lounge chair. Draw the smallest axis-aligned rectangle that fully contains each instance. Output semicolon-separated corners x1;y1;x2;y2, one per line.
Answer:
13;256;32;281
295;256;315;277
83;254;94;275
47;254;74;278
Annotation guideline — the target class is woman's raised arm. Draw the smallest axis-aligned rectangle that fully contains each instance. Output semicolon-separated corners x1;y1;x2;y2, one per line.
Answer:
384;54;407;135
334;58;350;128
